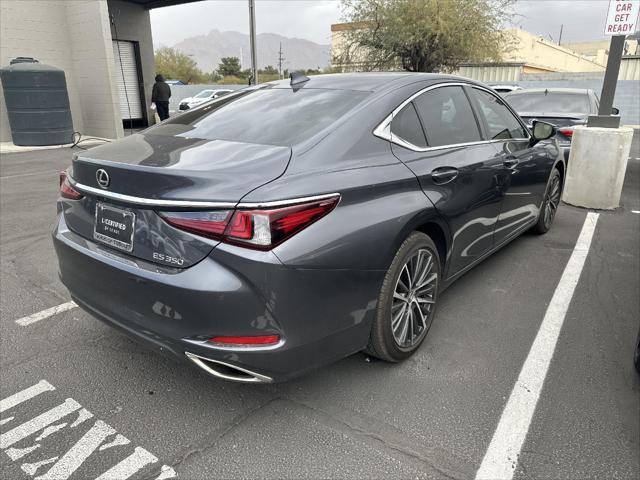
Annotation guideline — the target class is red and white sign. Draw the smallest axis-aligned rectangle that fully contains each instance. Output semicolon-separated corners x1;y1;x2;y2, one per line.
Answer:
604;0;640;35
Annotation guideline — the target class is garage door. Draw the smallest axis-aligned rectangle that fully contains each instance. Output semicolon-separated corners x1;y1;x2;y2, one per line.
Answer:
112;40;143;120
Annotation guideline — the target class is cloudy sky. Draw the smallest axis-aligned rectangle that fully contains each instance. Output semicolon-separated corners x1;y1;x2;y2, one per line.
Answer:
150;0;614;48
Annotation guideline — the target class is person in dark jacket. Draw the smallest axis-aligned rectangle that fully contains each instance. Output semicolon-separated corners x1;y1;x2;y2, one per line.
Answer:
152;74;171;121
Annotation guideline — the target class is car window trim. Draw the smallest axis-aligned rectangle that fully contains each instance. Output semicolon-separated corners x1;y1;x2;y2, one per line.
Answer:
374;82;531;152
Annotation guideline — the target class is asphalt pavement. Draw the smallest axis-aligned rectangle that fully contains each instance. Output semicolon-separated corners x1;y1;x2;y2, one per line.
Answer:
1;136;638;479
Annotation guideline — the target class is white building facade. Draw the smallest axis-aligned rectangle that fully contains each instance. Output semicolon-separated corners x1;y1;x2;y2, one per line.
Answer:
0;0;188;144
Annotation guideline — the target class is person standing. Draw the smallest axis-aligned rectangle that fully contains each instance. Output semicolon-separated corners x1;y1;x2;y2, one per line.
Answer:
152;74;171;121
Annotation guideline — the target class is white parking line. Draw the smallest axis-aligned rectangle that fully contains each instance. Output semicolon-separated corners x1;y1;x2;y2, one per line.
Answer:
15;302;77;326
39;420;119;480
1;381;177;479
632;210;640;214
0;380;55;413
0;398;81;449
476;212;599;480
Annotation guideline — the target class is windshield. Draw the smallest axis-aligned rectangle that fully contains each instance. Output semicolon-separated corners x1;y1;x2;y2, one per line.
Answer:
165;87;369;146
505;92;590;114
194;90;215;99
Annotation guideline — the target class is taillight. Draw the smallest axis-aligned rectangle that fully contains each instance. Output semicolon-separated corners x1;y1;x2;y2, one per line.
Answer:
156;210;233;239
159;195;340;250
59;171;84;200
558;127;574;138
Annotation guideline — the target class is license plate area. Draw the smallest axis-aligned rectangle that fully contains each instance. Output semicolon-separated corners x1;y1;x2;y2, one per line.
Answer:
94;202;135;252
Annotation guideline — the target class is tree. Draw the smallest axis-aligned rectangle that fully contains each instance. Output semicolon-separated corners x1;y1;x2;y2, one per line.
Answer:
258;66;280;82
218;57;243;77
260;65;279;76
338;0;514;73
208;71;222;83
154;47;207;84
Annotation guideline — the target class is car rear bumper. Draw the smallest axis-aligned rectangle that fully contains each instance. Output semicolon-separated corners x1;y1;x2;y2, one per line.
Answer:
53;214;381;382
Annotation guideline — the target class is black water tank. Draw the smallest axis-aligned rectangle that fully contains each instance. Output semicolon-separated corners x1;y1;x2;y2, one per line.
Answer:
0;57;73;146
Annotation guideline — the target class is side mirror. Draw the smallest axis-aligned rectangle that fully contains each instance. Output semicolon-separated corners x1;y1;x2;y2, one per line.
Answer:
612;107;620;115
531;120;556;144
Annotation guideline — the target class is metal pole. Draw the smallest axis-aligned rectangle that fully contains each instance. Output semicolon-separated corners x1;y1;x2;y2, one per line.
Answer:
248;0;258;85
588;34;625;128
558;24;563;46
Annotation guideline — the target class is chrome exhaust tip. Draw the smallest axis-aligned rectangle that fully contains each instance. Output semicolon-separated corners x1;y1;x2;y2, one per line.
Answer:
185;352;272;383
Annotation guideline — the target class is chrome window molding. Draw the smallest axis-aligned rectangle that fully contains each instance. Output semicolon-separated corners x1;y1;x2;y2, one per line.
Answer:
373;81;531;153
68;176;340;210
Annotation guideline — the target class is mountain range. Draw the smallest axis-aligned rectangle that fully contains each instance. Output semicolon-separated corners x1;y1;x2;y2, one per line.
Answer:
172;30;331;72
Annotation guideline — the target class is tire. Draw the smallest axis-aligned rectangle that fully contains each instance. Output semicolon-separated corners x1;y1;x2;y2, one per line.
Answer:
366;232;441;362
532;168;562;235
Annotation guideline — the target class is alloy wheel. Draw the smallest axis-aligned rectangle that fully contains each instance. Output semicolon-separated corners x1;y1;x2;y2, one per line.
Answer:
391;248;438;349
543;174;561;229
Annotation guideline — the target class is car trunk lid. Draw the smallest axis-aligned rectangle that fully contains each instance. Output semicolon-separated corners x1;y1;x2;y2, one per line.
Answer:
71;127;291;202
64;126;291;268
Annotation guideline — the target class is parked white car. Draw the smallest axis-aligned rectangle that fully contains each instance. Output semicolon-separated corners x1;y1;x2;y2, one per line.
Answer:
178;89;234;110
490;84;523;94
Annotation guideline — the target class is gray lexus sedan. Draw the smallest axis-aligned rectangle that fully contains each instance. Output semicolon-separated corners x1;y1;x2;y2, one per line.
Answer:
54;73;563;383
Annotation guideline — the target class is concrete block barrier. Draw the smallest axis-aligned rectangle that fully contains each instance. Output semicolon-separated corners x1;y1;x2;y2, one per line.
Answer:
563;126;634;210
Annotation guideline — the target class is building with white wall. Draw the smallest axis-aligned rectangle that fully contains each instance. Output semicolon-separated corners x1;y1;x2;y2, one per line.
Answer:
331;24;607;75
0;0;192;145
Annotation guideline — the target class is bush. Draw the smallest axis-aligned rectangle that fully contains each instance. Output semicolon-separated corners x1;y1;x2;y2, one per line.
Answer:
217;76;247;85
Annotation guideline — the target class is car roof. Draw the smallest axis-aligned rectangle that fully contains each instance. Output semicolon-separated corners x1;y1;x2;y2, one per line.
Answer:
265;72;468;92
506;88;592;95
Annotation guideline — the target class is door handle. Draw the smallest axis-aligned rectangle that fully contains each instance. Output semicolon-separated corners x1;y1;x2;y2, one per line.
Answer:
503;157;519;169
431;167;459;184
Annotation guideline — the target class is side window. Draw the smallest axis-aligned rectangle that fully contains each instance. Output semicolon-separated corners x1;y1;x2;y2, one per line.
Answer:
413;86;481;147
471;88;528;140
390;103;427;148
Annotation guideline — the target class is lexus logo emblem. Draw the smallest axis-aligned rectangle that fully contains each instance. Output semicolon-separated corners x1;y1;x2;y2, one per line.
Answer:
96;169;110;189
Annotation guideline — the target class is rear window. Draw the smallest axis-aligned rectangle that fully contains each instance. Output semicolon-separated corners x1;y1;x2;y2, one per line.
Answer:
165;87;369;146
505;92;590;114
